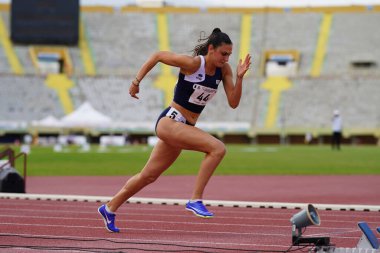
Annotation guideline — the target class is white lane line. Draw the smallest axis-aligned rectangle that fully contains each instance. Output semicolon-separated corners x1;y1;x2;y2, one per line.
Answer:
2;200;379;219
1;193;380;211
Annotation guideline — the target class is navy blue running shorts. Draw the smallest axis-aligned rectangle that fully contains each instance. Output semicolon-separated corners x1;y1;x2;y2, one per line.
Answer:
155;107;194;134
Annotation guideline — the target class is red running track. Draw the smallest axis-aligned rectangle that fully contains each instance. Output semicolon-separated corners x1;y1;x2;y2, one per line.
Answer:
25;175;380;205
1;175;380;252
0;198;379;252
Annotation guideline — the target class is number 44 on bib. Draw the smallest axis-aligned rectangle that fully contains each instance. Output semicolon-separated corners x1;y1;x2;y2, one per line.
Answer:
189;84;217;106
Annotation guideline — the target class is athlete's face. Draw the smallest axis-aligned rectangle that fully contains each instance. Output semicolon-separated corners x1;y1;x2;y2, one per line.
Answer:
210;43;233;67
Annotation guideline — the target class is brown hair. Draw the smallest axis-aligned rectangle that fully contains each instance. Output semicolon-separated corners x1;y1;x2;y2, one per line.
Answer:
192;28;232;56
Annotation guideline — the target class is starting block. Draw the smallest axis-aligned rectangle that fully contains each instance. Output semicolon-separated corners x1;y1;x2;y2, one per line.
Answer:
356;222;379;250
316;222;380;253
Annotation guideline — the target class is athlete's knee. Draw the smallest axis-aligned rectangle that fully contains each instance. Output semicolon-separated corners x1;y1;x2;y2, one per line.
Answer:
210;140;226;159
138;172;159;185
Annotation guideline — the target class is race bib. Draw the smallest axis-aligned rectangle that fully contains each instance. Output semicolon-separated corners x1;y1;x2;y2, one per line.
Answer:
188;84;217;106
165;107;186;124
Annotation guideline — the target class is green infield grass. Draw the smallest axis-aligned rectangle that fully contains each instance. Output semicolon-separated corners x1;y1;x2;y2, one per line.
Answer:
3;144;380;176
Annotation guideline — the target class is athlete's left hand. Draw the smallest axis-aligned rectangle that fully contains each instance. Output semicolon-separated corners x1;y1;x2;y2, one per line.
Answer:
237;54;252;79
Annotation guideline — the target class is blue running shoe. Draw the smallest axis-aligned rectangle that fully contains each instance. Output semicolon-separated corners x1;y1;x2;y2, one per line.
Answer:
98;204;120;233
186;200;214;218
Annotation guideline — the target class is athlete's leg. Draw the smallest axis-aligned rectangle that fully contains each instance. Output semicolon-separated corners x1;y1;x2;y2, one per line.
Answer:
157;117;226;200
107;139;182;212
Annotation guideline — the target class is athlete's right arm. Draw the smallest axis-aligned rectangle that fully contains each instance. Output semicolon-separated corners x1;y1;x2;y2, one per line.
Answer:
129;51;200;99
137;51;199;81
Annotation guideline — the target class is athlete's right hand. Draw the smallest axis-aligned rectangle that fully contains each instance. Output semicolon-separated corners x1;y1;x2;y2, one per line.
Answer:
129;83;139;99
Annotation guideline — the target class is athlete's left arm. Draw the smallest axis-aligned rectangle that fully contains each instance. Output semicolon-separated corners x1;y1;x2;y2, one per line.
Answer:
222;54;251;108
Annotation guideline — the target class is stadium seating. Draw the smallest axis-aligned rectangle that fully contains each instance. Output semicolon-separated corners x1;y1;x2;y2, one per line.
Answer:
76;76;163;122
251;12;322;77
1;12;34;74
82;12;158;76
324;13;380;76
281;77;380;129
0;8;379;140
169;13;242;71
0;75;64;121
0;49;10;73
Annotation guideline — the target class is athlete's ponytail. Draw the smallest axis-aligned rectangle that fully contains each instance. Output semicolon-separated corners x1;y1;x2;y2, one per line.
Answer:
192;28;232;56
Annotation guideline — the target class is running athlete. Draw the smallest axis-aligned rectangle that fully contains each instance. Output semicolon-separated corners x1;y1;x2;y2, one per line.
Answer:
98;28;251;232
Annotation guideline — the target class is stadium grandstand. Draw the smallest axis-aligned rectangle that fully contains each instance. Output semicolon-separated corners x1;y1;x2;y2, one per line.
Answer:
0;0;379;145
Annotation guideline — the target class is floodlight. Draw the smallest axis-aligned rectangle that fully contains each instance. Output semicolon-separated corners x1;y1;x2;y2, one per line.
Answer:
290;204;330;246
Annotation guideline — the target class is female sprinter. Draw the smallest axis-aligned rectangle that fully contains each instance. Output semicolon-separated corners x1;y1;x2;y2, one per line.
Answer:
98;28;251;232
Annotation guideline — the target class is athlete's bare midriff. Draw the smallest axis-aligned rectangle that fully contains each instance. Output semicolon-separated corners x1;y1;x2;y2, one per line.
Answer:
170;101;200;125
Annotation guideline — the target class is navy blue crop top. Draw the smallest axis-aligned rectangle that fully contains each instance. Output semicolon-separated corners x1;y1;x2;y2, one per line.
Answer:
173;55;222;114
